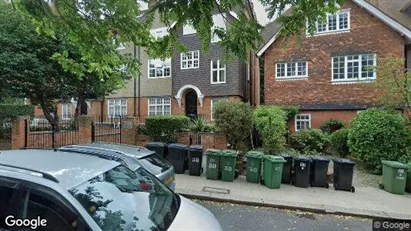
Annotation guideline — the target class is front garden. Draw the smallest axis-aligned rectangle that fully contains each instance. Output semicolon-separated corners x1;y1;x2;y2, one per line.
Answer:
137;101;411;183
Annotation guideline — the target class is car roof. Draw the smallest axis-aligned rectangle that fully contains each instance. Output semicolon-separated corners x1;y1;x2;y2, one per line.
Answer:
58;144;142;171
70;142;155;157
0;149;119;190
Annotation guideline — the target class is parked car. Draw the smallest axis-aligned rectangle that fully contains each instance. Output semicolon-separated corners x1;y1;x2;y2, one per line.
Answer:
0;149;222;231
58;142;176;190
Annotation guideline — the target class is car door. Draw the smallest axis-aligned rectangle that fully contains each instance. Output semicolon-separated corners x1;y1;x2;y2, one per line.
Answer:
0;177;92;231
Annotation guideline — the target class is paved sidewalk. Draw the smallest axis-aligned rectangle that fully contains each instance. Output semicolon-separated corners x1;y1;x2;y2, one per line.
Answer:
175;173;411;220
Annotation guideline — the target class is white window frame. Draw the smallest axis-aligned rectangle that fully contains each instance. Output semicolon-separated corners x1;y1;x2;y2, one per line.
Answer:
312;10;351;35
107;99;127;117
295;114;311;131
211;13;226;43
210;60;226;84
150;27;169;39
211;98;228;121
148;97;171;116
181;50;200;69
276;61;308;79
148;58;171;79
62;103;72;120
331;53;377;83
183;23;197;35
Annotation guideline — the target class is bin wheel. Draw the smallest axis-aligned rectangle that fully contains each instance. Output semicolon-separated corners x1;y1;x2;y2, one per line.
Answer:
325;183;329;189
310;182;313;187
378;183;384;189
351;186;355;193
334;184;338;190
290;179;293;185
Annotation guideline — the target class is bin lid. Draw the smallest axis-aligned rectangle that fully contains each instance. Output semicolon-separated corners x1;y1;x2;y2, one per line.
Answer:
188;145;203;152
264;155;286;163
145;142;167;147
332;158;355;165
206;149;221;156
294;156;312;162
381;160;407;169
310;155;330;162
245;151;264;158
278;152;293;158
168;143;188;149
221;149;238;157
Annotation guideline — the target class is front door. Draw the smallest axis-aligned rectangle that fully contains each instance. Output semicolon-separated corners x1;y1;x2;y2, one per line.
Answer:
185;90;198;119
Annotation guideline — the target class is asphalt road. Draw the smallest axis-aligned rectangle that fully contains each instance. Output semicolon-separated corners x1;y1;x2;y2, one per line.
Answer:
197;200;372;231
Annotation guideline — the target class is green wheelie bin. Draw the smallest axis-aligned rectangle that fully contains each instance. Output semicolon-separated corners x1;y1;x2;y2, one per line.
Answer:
406;163;411;193
245;151;264;183
263;155;286;189
381;160;408;195
220;149;238;182
206;149;221;180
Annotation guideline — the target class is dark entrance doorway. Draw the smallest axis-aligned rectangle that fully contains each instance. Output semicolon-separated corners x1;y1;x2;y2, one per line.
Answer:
185;90;198;119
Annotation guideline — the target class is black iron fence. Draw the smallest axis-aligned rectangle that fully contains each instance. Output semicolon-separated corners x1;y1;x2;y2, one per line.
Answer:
0;118;12;150
91;115;122;143
25;117;79;149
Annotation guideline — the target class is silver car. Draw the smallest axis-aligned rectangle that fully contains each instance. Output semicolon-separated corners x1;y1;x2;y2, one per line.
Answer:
59;142;176;190
0;149;222;231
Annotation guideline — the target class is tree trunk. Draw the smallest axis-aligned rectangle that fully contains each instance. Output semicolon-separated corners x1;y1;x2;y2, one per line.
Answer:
39;100;60;131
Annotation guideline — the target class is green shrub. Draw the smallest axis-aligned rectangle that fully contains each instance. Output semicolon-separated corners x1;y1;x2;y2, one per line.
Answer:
253;106;287;154
137;124;147;135
0;104;34;120
320;119;346;134
214;101;253;152
331;128;350;157
204;123;218;133
348;108;409;174
290;129;331;153
189;117;207;132
280;106;299;122
144;115;190;143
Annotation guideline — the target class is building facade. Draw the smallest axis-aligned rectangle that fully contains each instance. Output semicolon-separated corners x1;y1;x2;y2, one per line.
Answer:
258;0;411;132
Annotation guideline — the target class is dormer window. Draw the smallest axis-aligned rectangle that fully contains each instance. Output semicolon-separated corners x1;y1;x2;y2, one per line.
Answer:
312;10;350;35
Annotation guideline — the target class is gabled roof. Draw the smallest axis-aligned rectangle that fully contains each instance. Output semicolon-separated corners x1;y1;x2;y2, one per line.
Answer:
257;0;411;57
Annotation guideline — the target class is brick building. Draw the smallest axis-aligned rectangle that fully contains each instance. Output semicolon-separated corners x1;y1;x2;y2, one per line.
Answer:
33;1;259;123
257;0;411;132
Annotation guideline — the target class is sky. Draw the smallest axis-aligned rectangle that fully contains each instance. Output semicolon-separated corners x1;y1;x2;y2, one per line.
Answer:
252;0;271;26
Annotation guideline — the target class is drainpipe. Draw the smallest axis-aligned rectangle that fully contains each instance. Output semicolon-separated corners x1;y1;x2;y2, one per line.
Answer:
133;44;137;117
137;46;141;118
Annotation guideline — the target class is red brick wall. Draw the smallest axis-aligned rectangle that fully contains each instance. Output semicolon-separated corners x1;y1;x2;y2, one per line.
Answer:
288;110;359;132
264;0;405;107
176;131;228;154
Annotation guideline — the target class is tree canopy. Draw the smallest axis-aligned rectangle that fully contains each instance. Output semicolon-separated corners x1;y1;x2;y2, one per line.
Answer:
11;0;344;81
0;2;128;127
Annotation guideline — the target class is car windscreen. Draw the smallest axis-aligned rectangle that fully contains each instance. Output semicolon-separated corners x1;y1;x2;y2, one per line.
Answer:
138;154;173;175
69;165;179;231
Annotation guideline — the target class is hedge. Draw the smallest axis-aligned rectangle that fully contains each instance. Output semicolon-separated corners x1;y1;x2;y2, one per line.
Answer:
144;115;190;143
0;104;34;120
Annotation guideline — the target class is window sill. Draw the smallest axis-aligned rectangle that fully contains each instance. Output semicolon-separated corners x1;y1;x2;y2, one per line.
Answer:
211;82;226;85
148;76;171;79
307;29;350;37
331;79;376;85
276;77;308;81
181;67;200;70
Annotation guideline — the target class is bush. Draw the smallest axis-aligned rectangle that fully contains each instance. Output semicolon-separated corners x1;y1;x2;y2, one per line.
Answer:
137;124;147;135
0;104;34;120
280;106;299;122
189;117;207;132
331;128;350;157
320;119;346;134
290;129;331;153
144;115;190;143
348;108;409;174
204;123;218;133
214;101;253;152
253;106;287;154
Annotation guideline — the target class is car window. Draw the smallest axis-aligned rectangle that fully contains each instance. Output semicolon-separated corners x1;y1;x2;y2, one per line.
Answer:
0;183;21;230
24;190;76;231
69;165;179;231
139;154;173;175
